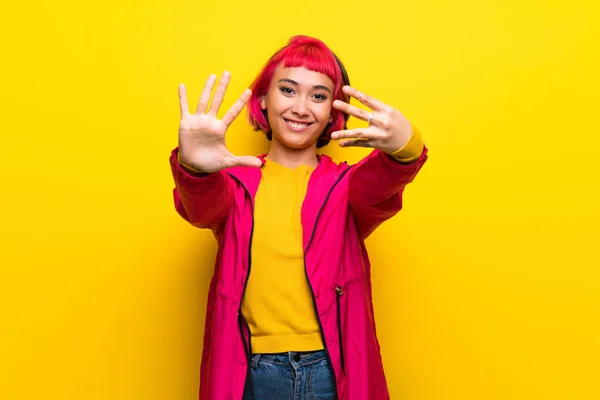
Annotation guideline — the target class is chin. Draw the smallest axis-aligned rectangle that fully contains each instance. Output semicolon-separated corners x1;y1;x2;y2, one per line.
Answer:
273;128;320;150
280;137;317;150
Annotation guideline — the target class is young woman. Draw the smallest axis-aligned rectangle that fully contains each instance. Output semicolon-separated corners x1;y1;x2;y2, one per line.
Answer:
171;36;428;400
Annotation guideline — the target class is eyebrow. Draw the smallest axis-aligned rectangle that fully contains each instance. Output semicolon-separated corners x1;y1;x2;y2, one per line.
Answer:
278;78;332;94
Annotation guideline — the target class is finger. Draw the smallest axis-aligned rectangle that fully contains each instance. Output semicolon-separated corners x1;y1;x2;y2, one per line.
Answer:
208;71;231;116
222;89;252;127
196;74;217;114
339;139;374;148
178;83;189;118
230;155;263;168
332;100;372;122
342;85;388;112
330;127;380;140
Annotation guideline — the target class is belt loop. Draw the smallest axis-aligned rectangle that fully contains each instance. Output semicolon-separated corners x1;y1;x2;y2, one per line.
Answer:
251;353;261;370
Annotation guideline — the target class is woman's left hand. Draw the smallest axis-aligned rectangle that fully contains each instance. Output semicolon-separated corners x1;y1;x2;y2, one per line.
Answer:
331;86;413;154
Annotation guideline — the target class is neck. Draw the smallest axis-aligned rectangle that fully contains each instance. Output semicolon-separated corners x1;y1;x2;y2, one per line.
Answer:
266;137;319;168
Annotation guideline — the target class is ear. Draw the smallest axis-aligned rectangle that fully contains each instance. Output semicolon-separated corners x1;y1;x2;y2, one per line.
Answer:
260;94;267;110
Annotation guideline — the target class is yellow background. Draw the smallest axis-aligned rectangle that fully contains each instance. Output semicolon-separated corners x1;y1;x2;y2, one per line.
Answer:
1;0;599;399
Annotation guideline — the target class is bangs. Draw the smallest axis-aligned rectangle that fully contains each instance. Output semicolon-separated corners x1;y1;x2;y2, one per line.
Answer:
280;45;341;85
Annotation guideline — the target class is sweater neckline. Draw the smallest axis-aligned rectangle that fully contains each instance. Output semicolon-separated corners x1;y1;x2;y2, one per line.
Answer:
264;156;317;173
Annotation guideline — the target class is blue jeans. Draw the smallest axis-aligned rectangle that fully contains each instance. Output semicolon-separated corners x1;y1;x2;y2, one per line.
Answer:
242;350;337;400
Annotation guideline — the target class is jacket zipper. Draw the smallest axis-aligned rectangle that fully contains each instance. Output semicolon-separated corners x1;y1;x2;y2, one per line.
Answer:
304;166;353;398
335;285;345;375
228;173;256;399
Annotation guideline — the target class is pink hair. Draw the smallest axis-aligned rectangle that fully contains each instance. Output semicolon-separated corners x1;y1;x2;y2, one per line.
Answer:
246;35;350;148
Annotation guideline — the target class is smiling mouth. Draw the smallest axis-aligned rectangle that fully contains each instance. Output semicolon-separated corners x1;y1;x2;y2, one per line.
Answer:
283;118;314;131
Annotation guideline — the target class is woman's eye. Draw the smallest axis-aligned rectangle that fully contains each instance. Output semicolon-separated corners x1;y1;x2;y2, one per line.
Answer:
280;87;294;95
313;93;327;101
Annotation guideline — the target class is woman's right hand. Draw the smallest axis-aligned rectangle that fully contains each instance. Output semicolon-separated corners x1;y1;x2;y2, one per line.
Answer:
178;71;262;174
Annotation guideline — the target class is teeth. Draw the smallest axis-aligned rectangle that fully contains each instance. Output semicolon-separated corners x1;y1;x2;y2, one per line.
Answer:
286;119;310;129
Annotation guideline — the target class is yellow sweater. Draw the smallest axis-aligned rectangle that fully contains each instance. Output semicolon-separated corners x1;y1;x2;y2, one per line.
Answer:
241;159;322;353
179;125;424;353
242;124;424;354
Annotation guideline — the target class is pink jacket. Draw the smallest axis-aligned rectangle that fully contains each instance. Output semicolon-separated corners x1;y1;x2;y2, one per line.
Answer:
170;145;428;399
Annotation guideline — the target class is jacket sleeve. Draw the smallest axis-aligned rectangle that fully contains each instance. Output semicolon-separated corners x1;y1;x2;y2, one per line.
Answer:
348;125;428;239
169;147;234;231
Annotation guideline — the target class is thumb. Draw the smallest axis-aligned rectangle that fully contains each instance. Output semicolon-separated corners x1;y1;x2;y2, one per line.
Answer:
231;155;263;168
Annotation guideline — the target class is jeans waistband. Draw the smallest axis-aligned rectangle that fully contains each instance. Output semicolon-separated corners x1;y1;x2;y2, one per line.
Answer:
251;350;327;369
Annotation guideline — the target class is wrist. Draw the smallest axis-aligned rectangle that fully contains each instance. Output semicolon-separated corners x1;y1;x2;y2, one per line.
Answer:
388;123;424;163
177;153;208;176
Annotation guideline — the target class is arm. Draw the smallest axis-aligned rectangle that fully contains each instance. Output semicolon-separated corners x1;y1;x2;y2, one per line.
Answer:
171;72;261;230
331;86;429;238
348;124;428;238
170;147;234;231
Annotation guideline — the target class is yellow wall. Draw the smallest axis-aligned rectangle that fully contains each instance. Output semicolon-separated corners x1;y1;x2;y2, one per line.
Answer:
1;0;599;399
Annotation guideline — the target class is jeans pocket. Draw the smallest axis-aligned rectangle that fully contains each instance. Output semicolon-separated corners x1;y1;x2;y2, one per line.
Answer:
247;359;295;400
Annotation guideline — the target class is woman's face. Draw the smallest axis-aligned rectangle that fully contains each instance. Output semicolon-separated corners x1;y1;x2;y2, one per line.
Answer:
261;65;334;150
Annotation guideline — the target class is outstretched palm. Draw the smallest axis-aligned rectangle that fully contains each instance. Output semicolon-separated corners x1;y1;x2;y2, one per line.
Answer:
178;71;262;174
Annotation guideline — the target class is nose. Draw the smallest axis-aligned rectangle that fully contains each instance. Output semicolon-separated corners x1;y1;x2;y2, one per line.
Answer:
291;96;310;118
